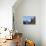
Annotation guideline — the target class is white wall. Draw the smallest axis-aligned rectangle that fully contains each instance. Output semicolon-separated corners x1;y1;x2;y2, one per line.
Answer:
13;0;41;46
13;0;46;46
41;0;46;46
0;0;16;29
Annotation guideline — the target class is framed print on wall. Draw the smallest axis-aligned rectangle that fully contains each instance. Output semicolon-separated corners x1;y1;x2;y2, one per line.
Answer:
23;16;36;25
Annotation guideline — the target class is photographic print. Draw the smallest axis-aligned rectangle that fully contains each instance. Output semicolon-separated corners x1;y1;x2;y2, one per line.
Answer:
23;16;36;24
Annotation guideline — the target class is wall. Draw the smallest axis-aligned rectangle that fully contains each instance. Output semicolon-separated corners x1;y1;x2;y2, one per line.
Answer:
13;0;41;46
41;0;46;46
